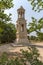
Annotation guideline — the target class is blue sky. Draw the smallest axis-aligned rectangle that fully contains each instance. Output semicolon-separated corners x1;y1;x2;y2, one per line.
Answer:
5;0;43;25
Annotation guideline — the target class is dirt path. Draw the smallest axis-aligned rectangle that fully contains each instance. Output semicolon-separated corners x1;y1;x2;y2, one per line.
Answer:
0;42;43;61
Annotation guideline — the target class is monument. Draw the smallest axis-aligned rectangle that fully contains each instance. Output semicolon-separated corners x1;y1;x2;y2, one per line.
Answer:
16;6;29;44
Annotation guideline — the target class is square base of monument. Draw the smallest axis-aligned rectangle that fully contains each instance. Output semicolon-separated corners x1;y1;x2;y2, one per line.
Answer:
16;38;29;44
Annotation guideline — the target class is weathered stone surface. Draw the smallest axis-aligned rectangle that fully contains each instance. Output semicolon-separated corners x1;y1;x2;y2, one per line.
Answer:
16;6;29;44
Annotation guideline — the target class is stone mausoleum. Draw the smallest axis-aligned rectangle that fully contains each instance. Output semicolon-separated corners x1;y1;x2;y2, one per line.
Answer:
16;6;29;44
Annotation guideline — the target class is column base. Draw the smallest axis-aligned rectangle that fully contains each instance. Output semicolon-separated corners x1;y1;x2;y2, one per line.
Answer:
16;38;29;44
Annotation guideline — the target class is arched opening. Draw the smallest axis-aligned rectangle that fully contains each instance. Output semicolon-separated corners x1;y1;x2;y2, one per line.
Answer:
21;24;24;32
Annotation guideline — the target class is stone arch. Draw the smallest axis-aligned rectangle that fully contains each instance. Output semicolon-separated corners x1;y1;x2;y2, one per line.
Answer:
21;24;24;32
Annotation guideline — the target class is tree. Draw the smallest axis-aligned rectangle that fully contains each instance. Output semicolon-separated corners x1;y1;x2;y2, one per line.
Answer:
0;0;13;9
0;0;13;23
28;17;43;33
0;22;16;43
0;0;16;43
20;47;43;65
28;0;43;12
28;17;43;41
27;0;43;41
0;47;43;65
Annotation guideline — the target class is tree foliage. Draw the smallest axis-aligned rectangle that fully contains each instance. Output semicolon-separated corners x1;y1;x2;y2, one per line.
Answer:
28;0;43;12
0;0;13;9
28;17;43;33
27;0;43;41
28;17;43;41
0;22;16;43
0;47;43;65
0;0;13;23
0;0;16;43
